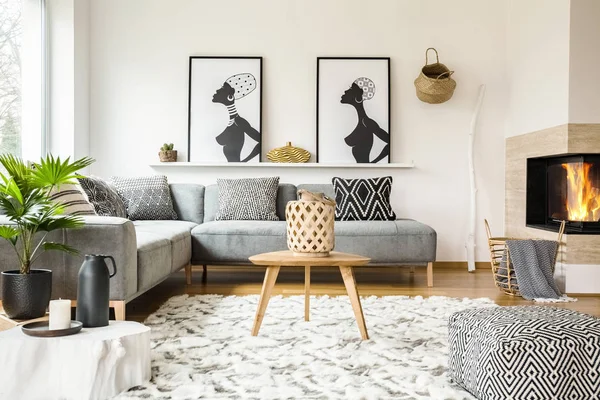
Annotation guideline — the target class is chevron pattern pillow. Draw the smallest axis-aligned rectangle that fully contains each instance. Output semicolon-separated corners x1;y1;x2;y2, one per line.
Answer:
110;175;178;220
332;176;396;221
215;177;280;221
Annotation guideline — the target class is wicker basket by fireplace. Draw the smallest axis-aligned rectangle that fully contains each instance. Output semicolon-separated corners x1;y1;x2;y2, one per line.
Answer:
484;219;565;296
286;190;335;257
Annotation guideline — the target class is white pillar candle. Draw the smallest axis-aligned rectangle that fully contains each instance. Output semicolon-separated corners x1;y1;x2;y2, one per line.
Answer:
49;299;71;330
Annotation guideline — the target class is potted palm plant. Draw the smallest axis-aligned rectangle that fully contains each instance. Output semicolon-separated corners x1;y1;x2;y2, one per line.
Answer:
0;154;94;319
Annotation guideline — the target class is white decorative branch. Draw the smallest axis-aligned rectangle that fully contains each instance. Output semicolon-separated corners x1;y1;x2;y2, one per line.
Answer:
466;85;486;272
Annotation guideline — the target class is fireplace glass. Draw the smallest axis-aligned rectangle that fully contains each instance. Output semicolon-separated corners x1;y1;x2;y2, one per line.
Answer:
527;154;600;234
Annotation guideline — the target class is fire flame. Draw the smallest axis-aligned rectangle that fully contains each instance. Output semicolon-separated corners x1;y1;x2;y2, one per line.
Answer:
562;162;600;221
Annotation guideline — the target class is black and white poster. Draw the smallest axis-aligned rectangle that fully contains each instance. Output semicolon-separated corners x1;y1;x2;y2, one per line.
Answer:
188;56;262;163
317;57;390;164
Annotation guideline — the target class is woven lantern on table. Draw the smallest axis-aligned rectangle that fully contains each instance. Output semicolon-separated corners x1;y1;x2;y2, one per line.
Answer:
286;190;335;257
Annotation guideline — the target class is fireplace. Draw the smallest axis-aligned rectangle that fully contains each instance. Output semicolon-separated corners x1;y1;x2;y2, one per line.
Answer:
527;154;600;234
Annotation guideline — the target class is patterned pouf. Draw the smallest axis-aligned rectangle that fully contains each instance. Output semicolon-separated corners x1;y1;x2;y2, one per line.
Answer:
448;306;600;400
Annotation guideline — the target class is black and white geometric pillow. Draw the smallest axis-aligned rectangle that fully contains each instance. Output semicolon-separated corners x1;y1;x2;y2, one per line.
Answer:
215;177;279;221
78;176;127;218
332;176;396;221
110;175;178;221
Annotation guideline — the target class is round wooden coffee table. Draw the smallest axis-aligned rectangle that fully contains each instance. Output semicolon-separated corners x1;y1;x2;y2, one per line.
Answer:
248;250;371;340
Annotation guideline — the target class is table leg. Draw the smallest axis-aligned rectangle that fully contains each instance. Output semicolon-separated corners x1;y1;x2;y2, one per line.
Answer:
251;265;280;336
339;266;369;340
305;265;311;321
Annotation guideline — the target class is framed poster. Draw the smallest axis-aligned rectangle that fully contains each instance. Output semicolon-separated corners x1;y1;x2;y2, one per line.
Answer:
188;56;262;163
317;57;390;164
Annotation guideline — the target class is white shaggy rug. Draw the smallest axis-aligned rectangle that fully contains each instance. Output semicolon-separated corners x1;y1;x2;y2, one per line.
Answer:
115;295;497;400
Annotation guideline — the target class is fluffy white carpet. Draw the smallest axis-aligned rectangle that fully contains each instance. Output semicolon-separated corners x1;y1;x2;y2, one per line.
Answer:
115;295;497;400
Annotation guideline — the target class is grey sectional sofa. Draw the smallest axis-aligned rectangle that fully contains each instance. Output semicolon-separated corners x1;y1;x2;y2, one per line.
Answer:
0;183;436;320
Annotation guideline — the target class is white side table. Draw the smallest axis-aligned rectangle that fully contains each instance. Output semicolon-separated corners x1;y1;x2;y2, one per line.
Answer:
0;321;151;400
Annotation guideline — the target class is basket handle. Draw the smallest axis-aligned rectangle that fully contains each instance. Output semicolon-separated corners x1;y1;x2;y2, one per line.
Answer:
557;220;566;244
436;71;454;80
484;219;492;240
425;47;439;65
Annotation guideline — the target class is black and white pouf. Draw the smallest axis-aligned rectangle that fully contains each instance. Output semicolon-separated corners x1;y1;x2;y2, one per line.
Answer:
448;306;600;400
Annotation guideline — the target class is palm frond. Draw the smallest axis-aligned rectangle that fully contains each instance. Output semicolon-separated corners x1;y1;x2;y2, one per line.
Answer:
0;154;33;194
30;155;95;189
0;226;19;245
37;214;84;232
42;242;79;254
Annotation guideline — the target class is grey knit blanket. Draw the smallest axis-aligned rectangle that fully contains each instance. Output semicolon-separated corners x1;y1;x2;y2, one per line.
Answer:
505;239;562;300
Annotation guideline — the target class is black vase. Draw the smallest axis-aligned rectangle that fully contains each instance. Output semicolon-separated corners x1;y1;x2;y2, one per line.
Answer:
1;269;52;319
76;254;117;327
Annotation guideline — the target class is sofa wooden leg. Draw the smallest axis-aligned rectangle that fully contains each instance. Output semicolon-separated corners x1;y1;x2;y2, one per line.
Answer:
185;263;192;285
202;265;207;282
427;262;434;287
111;301;126;321
409;266;416;274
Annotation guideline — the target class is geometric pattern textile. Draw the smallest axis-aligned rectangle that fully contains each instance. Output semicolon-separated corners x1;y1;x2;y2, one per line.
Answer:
78;176;127;218
48;183;97;216
109;175;177;221
448;306;600;400
505;239;562;300
215;177;279;221
113;294;496;399
332;176;396;221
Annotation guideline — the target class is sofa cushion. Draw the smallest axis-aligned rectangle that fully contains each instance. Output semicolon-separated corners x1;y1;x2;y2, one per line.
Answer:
334;220;436;264
191;221;287;264
111;175;178;221
135;231;171;292
170;184;205;224
133;221;197;275
215;177;280;221
49;183;96;216
204;183;298;222
191;219;436;265
78;176;127;218
332;176;396;221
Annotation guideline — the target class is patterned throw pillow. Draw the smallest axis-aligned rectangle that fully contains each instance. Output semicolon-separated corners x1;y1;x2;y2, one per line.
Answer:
332;176;396;221
216;177;279;221
78;177;127;218
110;175;178;221
49;183;96;216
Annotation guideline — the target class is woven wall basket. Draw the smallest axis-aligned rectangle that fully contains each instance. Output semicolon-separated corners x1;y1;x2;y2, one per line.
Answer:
286;190;335;257
414;48;457;104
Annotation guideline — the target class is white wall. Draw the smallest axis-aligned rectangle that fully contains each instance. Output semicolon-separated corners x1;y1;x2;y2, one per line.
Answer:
88;0;508;262
506;0;570;138
569;0;600;123
47;0;90;162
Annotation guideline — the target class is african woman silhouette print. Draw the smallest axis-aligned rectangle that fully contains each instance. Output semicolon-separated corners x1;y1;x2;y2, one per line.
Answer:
341;77;390;163
212;73;260;162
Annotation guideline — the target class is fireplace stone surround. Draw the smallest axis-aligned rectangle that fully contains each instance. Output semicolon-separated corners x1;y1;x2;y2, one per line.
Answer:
505;123;600;294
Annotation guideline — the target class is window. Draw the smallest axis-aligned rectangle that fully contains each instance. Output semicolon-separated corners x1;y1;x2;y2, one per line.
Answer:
0;0;45;164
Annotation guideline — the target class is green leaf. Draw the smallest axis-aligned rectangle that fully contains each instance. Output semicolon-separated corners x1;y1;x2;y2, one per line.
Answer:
0;226;20;245
30;155;95;190
43;242;79;255
37;215;84;232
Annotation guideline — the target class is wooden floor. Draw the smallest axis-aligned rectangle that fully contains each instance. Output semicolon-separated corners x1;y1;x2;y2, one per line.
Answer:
125;265;600;322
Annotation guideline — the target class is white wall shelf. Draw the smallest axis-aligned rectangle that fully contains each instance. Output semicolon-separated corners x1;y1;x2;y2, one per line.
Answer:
149;162;415;169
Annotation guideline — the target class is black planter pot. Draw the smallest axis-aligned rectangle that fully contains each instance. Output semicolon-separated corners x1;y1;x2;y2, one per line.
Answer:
1;269;52;319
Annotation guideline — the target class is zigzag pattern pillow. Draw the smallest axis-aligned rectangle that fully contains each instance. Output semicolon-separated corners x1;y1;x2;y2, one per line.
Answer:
216;177;280;221
332;176;396;221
